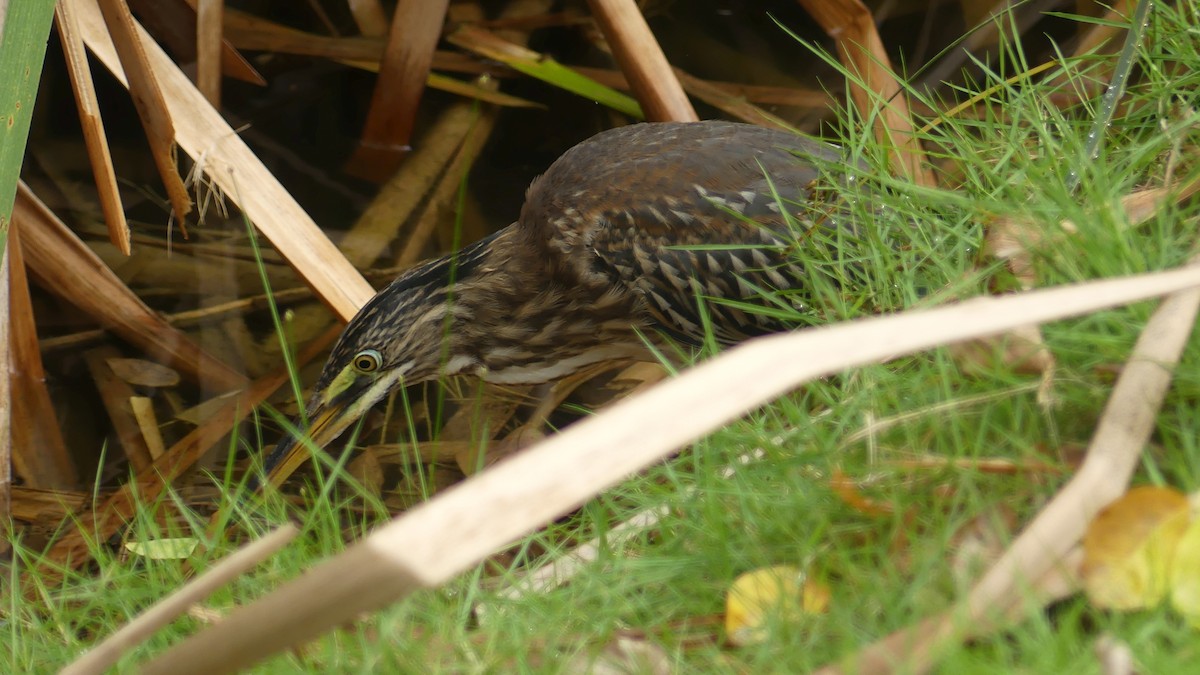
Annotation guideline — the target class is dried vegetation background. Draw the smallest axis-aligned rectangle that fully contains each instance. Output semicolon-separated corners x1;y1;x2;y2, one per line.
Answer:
2;0;1199;672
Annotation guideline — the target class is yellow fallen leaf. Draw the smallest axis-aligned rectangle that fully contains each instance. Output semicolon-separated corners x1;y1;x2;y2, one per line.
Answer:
725;565;828;646
1082;486;1190;610
1169;514;1200;627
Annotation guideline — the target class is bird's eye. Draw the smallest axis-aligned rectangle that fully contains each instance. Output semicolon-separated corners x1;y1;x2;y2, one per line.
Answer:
352;349;382;373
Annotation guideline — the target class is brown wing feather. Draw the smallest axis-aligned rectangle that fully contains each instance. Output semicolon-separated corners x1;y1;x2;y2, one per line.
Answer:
519;121;852;346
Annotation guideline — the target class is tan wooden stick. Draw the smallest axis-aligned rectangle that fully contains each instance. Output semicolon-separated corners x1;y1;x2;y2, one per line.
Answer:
586;0;696;122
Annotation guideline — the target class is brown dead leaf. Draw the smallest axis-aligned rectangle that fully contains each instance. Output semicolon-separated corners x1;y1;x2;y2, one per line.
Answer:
985;214;1077;290
948;324;1054;377
1082;485;1190;610
106;357;181;387
347;447;384;497
455;425;544;475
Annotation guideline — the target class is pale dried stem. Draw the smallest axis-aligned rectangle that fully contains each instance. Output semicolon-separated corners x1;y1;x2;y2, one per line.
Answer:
84;347;155;472
195;0;223;107
54;0;129;254
95;0;193;225
348;0;450;180
585;0;696;121
7;216;75;488
798;0;934;186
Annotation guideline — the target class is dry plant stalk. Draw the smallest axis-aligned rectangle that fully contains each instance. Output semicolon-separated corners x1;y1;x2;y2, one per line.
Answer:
54;1;129;254
94;0;193;227
339;102;486;269
68;0;374;321
85;347;156;472
10;486;87;523
194;0;223;107
127;0;265;86
573;64;833;109
348;0;450;181
395;108;497;266
61;524;300;675
798;0;935;186
672;68;794;131
6;220;74;489
347;0;388;37
136;266;1200;674
14;184;246;393
585;0;697;122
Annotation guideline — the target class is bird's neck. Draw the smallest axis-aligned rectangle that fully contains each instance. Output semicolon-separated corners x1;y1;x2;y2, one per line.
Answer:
437;225;650;384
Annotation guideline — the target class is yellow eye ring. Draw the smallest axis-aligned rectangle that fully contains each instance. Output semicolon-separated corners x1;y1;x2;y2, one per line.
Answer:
352;349;382;373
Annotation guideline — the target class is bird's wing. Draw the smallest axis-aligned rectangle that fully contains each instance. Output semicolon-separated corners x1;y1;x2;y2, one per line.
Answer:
520;122;855;346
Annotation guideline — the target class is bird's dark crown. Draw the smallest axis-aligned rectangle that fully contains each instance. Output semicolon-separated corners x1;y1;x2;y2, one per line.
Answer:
313;229;504;396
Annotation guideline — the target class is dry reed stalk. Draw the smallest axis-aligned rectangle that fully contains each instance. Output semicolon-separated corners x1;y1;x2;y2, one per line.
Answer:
573;65;833;108
346;0;387;36
95;0;193;227
194;0;223;107
348;0;450;181
585;0;696;122
54;1;129;254
42;286;314;353
10;486;87;522
219;9;504;76
137;266;1200;674
798;0;935;186
339;103;483;268
85;347;156;472
14;183;247;393
6;219;74;489
69;0;374;321
345;0;546;268
394;107;497;266
126;0;265;86
672;68;794;130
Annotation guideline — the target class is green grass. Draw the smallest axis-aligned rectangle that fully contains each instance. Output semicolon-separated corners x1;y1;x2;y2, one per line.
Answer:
7;3;1200;672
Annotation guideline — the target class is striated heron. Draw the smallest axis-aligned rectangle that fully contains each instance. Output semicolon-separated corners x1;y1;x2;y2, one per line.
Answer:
262;120;857;486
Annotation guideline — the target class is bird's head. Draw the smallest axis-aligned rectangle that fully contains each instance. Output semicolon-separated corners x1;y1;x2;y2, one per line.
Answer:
260;239;495;488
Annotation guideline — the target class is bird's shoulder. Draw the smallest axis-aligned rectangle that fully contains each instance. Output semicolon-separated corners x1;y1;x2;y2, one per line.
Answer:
517;122;851;344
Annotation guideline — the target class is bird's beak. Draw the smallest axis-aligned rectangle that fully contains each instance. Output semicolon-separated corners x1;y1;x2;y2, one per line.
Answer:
260;365;405;489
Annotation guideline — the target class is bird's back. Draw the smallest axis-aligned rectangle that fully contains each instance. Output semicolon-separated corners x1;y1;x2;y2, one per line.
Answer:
519;121;854;346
